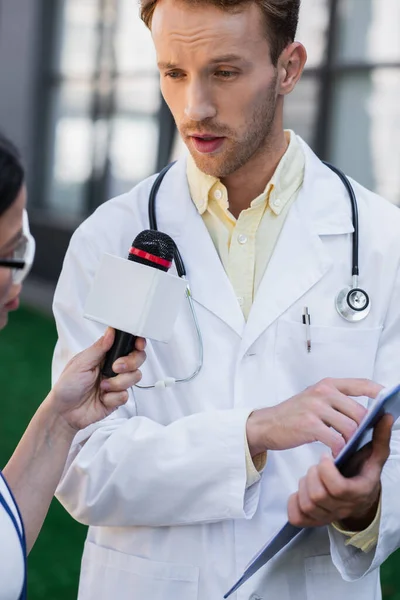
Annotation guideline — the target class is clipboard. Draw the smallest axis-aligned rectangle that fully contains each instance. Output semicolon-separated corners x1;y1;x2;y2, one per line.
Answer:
224;383;400;598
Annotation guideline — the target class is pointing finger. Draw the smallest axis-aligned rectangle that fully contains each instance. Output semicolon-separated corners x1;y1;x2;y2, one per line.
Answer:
330;378;383;400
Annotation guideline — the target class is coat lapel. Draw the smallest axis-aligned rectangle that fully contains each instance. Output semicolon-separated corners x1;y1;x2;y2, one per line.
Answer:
240;140;355;355
153;141;355;349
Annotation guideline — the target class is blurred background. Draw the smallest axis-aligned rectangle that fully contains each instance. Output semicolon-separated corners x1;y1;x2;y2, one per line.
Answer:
0;0;399;597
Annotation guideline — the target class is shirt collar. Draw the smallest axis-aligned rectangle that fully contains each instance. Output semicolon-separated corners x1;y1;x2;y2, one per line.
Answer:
186;154;218;215
266;130;305;215
186;130;305;216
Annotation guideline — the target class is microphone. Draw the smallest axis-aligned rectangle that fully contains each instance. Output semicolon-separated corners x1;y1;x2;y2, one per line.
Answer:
102;230;176;378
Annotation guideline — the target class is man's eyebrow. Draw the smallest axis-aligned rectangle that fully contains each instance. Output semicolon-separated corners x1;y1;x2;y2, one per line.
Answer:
0;229;23;253
158;55;246;70
208;54;245;65
158;61;178;70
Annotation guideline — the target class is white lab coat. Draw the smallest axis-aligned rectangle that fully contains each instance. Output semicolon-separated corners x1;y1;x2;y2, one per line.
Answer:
53;138;400;600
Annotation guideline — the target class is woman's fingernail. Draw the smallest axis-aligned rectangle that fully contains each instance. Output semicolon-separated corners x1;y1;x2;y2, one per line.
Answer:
113;362;126;373
101;380;111;391
103;327;113;343
136;338;146;350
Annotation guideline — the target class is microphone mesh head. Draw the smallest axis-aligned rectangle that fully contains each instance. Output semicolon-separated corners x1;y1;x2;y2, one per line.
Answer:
132;230;176;262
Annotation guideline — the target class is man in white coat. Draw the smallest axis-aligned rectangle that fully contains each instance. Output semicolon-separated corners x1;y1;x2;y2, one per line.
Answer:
53;1;400;599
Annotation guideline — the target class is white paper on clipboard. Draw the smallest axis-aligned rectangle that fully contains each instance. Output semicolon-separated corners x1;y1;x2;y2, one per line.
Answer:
224;383;400;598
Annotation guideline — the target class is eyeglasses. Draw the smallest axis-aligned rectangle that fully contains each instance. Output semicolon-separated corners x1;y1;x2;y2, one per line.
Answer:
0;210;36;285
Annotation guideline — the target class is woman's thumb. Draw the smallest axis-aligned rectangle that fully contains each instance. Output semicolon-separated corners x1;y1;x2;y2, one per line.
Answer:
101;327;116;351
78;328;115;370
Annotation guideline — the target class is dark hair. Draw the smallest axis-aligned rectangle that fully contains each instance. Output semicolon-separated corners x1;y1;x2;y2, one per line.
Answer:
0;134;25;217
140;0;301;65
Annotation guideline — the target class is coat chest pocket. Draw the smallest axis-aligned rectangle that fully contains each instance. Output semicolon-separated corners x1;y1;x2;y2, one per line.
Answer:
275;319;382;393
79;541;199;600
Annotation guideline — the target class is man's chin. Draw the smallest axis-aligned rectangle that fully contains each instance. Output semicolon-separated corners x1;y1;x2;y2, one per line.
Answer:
189;151;233;179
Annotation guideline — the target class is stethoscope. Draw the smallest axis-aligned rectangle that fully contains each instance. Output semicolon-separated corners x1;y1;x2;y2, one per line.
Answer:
322;162;370;322
136;159;370;389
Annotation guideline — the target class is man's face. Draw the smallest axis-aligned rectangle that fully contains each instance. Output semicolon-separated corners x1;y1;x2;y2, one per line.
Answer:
152;0;280;178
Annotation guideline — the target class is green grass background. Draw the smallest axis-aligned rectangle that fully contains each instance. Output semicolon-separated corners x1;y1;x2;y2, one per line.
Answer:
0;306;399;598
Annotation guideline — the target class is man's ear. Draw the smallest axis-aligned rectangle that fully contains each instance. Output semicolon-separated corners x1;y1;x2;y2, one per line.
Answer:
277;42;307;96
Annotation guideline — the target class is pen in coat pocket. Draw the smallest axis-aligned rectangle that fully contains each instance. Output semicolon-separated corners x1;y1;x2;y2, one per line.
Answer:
302;307;311;353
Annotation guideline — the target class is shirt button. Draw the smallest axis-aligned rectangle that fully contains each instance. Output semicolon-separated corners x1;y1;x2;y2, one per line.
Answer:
272;198;282;208
238;234;248;245
213;189;223;200
237;297;244;306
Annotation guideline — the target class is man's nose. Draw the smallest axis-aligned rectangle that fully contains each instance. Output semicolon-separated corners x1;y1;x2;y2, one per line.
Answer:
184;82;217;122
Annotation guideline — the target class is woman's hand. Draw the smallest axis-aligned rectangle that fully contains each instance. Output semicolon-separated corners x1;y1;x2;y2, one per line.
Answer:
49;328;146;431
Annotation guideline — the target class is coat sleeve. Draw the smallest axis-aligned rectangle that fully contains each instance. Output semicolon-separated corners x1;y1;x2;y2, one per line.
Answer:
53;224;261;527
328;260;400;580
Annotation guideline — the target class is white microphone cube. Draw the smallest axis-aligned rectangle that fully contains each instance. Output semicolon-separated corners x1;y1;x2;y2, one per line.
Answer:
84;253;187;342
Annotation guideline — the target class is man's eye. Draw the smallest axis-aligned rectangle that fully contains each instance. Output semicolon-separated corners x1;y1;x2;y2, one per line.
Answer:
165;71;184;80
215;70;236;79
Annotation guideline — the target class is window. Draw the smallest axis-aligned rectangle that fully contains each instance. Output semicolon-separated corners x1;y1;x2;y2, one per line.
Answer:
328;0;400;205
40;0;400;217
43;0;160;218
283;0;330;145
335;0;400;64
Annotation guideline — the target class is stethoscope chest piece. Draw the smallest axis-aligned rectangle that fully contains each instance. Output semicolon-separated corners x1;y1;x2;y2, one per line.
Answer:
322;162;371;324
335;286;371;322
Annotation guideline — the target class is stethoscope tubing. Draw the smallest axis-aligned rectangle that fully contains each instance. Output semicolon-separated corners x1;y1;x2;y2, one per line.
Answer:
145;156;370;344
323;162;359;278
150;160;361;282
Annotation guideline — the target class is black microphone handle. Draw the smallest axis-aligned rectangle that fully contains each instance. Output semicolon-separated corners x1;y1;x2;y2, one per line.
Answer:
102;330;137;378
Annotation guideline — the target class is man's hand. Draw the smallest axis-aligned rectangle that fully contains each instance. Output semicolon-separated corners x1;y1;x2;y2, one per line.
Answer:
287;414;393;530
49;328;146;431
246;378;383;457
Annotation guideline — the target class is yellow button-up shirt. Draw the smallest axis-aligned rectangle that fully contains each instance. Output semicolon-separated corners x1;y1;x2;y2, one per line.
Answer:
186;130;380;552
187;131;304;320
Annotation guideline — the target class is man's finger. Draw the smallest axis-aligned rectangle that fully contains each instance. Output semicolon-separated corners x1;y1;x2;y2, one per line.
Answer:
297;474;331;521
361;414;393;477
322;404;363;441
330;378;383;400
317;455;360;500
287;493;324;528
304;465;337;513
308;421;345;457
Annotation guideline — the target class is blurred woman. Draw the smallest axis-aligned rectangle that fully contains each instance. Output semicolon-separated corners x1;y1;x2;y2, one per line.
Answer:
0;134;146;600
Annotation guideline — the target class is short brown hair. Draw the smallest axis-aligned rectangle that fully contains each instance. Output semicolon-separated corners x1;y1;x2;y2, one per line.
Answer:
140;0;301;65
